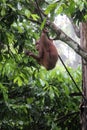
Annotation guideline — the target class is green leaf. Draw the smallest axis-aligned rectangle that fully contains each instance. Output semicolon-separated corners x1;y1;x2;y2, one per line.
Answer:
52;86;59;97
25;9;30;18
14;76;23;86
31;14;39;20
1;8;5;16
39;79;45;86
49;87;55;99
40;18;47;30
6;32;15;44
27;98;34;104
0;83;8;102
20;73;28;84
45;3;57;14
84;14;87;20
64;85;69;95
56;6;63;14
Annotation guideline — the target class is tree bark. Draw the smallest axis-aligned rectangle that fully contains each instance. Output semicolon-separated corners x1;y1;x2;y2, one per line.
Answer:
80;22;87;130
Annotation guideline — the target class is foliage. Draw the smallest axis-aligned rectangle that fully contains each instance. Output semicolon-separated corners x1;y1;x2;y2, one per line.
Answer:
0;0;83;130
45;0;87;23
0;65;81;130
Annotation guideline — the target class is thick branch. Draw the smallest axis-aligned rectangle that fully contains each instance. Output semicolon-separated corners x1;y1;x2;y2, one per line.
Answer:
46;21;87;61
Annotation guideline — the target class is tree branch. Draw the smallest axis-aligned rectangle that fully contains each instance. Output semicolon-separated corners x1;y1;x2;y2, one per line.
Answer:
46;21;87;61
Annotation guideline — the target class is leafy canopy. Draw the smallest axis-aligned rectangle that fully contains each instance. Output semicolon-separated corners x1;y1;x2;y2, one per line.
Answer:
0;0;83;130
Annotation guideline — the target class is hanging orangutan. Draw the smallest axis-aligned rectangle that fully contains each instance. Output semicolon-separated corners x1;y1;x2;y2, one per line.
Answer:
25;29;58;70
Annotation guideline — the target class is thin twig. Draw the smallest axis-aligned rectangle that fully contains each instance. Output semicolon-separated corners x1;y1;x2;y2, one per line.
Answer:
35;0;43;22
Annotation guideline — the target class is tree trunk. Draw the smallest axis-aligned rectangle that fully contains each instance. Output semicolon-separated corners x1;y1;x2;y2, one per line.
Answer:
80;22;87;130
